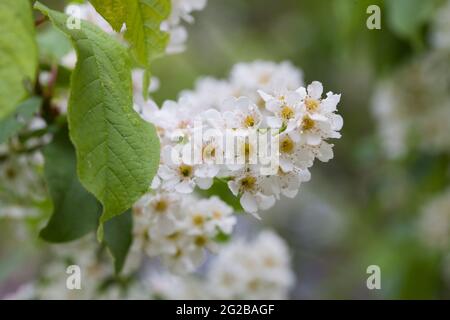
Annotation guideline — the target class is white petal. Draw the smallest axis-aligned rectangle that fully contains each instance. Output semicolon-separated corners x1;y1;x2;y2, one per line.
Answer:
266;116;282;128
257;89;274;102
280;158;294;172
150;176;161;189
236;96;252;109
321;93;341;113
306;133;322;146
158;165;175;179
227;181;240;196
266;99;281;112
330;114;344;131
240;192;258;213
175;180;195;193
257;194;275;210
310;113;328;122
317;142;334;162
282;188;298;198
296;86;307;99
307;81;323;100
288;130;301;142
285;91;301;106
196;177;213;189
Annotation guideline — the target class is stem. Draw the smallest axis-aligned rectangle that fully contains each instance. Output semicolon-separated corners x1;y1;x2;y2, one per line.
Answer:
40;65;60;124
34;15;48;27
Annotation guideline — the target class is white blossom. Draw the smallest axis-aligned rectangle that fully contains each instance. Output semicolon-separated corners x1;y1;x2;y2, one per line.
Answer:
207;230;295;299
132;193;236;273
418;188;450;251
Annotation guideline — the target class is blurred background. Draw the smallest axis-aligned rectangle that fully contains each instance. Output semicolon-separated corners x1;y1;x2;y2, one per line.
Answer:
1;0;450;299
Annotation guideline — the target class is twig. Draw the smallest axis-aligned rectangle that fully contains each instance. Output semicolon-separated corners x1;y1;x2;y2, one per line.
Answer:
34;15;48;27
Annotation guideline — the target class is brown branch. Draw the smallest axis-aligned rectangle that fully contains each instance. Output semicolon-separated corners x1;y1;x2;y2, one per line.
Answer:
34;15;48;27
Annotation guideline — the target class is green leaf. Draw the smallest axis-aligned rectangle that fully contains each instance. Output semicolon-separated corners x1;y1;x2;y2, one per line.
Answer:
89;0;127;32
40;126;102;243
0;97;42;144
35;3;160;228
104;209;133;274
386;0;439;41
124;0;171;66
89;0;171;94
0;0;38;119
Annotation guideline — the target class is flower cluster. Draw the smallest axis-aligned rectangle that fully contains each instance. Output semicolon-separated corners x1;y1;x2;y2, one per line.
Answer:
7;230;293;300
132;193;236;273
206;230;295;299
162;0;208;54
418;188;450;251
138;61;343;214
371;49;450;158
0;152;46;219
430;0;450;50
143;230;295;299
5;236;114;300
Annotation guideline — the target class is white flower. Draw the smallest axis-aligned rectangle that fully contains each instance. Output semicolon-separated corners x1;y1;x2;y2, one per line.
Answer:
418;188;450;251
134;193;183;237
222;97;263;130
371;50;450;156
140;61;342;217
269;166;311;199
186;196;236;236
181;77;235;111
60;51;77;69
230;60;304;98
164;25;188;54
228;167;276;213
132;193;236;274
430;0;450;50
157;146;197;193
292;81;342;146
162;0;208;54
145;271;205;299
207;230;295;299
258;89;303;128
277;131;314;172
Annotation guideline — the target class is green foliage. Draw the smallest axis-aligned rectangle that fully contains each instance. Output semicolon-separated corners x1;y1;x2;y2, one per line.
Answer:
104;209;133;274
89;0;171;96
35;3;160;229
40;126;101;243
0;0;38;119
0;97;42;144
386;0;440;44
89;0;127;32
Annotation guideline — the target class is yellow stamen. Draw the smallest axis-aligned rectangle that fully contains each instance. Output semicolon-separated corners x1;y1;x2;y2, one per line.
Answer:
179;164;193;178
305;98;319;112
212;211;222;219
153;199;168;213
203;144;216;160
192;214;205;227
301;116;315;131
280;106;294;120
280;136;294;154
240;175;256;191
244;115;256;127
194;235;207;247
